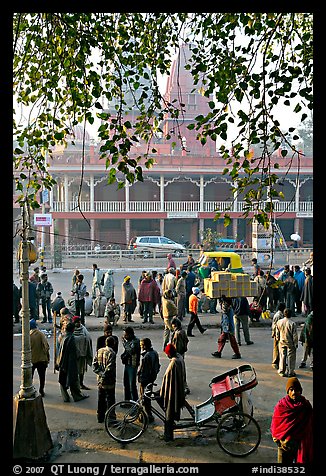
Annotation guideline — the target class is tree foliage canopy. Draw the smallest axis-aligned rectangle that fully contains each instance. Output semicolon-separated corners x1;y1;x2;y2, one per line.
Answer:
13;12;313;226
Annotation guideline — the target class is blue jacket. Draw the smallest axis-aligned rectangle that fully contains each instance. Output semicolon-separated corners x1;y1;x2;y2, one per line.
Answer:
186;271;196;292
294;270;305;292
20;281;38;307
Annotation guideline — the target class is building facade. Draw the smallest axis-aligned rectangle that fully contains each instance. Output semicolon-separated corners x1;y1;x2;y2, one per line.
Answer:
13;44;313;251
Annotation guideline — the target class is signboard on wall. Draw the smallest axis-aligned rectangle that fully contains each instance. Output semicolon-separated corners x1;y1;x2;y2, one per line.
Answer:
33;214;52;227
167;212;198;218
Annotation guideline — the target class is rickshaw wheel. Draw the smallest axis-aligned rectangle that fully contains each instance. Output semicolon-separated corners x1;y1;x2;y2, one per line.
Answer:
104;401;148;443
216;411;261;457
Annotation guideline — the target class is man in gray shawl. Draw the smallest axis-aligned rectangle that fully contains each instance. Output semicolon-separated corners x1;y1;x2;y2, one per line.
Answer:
56;321;89;402
72;316;93;390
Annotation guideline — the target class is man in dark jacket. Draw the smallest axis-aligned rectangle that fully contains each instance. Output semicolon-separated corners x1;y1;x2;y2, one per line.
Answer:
96;323;119;354
137;338;160;423
51;292;65;317
37;273;54;323
20;280;39;320
121;327;141;402
72;274;87;325
232;296;254;346
283;271;299;316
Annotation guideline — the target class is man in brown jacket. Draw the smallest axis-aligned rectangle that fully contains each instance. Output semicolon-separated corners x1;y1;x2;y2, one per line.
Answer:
30;318;50;397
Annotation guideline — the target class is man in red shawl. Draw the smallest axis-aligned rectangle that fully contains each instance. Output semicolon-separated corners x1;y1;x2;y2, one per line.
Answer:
271;377;313;463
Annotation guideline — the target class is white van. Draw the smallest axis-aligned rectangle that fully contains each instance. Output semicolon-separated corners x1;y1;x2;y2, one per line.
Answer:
131;236;186;258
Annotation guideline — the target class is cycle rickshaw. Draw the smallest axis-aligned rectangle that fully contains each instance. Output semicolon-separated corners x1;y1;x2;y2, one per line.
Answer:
104;364;261;457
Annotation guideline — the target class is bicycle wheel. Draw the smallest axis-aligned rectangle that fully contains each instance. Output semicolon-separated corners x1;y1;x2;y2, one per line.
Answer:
216;411;261;457
104;401;148;443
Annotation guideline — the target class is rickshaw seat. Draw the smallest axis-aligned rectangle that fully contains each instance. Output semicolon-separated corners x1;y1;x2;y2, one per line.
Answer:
211;376;236;414
211;376;233;397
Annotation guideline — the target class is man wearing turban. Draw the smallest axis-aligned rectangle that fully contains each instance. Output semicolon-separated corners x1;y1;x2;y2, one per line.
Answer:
157;343;186;442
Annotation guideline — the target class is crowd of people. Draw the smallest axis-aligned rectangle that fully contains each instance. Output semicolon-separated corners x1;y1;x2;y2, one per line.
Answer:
13;252;313;460
249;257;313;320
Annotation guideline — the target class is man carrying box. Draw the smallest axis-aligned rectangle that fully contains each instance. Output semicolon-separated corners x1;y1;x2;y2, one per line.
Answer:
212;295;241;359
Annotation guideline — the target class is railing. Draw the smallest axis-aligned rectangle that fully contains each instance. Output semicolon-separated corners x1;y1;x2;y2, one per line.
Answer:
13;247;313;271
51;200;313;214
129;201;161;212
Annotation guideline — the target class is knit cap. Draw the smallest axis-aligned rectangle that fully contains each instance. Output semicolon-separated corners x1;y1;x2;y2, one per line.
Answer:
29;319;37;329
286;377;302;394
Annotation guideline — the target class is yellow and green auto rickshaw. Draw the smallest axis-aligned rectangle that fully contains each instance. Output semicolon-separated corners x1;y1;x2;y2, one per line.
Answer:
198;251;244;278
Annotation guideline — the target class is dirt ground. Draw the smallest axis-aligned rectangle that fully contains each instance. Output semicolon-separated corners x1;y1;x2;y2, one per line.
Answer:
13;326;312;465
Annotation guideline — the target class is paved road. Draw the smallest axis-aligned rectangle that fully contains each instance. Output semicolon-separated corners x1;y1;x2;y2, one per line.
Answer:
13;266;312;464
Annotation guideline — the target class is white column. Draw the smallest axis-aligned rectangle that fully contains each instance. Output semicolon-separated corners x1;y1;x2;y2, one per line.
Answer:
59;181;64;203
160;219;165;236
90;219;95;245
199;218;204;242
232;218;238;240
126;219;131;245
200;176;204;212
294;218;300;235
64;175;69;212
233;182;238;212
90;175;94;212
295;179;300;213
49;219;55;258
160;175;165;212
49;189;53;211
64;219;69;246
125;179;130;212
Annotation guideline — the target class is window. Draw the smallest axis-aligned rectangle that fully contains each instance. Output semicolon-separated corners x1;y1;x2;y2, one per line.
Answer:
148;237;160;243
188;94;196;105
160;237;169;244
139;237;149;243
188;94;197;111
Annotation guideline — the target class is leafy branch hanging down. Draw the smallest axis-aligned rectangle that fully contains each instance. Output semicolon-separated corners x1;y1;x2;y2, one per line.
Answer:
13;12;312;228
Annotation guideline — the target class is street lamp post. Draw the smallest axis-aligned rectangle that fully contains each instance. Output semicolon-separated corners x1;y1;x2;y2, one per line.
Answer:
13;201;53;459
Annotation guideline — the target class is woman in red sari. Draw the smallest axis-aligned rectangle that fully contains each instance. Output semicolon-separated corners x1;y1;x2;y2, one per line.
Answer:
271;377;313;463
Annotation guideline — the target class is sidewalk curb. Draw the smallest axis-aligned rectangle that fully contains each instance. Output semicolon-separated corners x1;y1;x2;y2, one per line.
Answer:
13;315;306;334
